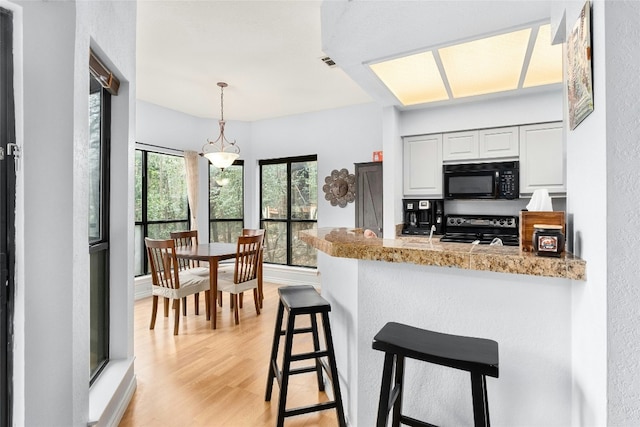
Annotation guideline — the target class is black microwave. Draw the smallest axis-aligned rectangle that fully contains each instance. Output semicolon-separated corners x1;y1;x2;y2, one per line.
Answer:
443;161;519;200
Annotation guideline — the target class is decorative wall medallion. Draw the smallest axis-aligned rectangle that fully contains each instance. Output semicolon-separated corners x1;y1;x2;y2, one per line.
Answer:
323;168;356;208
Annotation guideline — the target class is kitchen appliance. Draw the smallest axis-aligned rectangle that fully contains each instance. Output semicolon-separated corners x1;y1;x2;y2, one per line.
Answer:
443;161;519;200
440;214;519;246
402;199;444;235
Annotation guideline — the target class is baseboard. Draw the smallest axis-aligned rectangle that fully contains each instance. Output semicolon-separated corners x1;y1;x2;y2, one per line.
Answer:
134;265;319;301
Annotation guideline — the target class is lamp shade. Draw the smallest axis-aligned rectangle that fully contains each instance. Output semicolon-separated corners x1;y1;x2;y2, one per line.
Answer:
204;151;239;169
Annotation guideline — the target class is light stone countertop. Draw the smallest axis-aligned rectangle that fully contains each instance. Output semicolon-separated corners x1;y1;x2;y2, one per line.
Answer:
300;227;586;281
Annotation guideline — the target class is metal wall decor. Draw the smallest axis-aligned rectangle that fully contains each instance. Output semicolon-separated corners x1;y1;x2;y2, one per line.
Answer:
323;168;355;208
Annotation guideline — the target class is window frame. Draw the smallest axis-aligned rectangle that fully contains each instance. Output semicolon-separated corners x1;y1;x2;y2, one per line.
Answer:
134;148;191;276
208;160;244;243
259;154;318;268
89;73;110;384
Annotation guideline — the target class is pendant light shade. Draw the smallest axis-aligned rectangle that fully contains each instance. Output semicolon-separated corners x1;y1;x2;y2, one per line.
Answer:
201;82;240;170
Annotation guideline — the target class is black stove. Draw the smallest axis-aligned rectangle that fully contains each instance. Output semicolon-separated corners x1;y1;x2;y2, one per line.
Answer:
440;214;519;246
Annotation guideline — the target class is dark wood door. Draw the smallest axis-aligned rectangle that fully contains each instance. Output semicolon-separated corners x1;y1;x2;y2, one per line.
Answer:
355;162;383;235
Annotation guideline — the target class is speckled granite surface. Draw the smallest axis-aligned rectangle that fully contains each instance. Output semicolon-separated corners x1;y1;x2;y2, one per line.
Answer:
301;227;586;281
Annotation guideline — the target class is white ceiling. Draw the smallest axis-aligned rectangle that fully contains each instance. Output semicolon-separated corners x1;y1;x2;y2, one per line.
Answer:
136;1;558;123
136;1;372;122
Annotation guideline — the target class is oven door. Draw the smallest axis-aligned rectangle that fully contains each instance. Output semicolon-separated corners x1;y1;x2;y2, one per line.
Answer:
444;170;499;199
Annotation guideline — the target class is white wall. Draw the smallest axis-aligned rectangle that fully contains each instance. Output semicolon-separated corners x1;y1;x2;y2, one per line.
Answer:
12;0;136;425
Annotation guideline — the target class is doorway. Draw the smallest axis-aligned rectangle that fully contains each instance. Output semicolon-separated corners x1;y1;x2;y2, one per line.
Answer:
0;7;16;427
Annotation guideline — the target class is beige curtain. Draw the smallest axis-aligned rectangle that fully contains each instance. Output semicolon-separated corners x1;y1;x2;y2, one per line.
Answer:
184;150;199;231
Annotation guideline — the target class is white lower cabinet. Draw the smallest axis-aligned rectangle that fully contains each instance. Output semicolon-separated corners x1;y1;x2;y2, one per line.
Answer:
519;122;565;195
403;134;443;197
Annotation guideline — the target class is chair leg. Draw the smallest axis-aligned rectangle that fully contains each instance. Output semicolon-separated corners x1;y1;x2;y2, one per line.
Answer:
233;294;240;325
194;293;200;315
173;299;180;335
204;290;211;319
392;355;405;427
265;301;285;401
376;352;395;427
164;297;169;317
149;295;158;330
239;292;244;308
471;372;490;427
182;297;187;316
253;288;260;315
218;290;223;307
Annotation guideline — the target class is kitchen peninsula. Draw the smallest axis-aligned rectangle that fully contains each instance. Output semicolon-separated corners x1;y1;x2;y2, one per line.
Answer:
301;227;585;281
300;227;586;426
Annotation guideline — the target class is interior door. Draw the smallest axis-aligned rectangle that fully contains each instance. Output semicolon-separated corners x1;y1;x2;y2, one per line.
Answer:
0;7;16;427
355;162;383;235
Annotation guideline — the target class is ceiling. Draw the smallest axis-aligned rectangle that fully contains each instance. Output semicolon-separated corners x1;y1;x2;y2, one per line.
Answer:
136;1;372;122
136;1;559;123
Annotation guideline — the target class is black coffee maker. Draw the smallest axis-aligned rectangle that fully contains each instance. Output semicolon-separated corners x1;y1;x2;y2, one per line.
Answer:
402;199;445;235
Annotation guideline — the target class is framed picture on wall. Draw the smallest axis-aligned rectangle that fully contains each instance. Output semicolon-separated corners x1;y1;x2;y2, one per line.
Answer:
567;1;594;130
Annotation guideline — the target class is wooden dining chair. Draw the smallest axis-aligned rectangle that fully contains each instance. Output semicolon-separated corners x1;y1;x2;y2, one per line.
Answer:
145;238;211;335
217;233;264;325
170;230;209;316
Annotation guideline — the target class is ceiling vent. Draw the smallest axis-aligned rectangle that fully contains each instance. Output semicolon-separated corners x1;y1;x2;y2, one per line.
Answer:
320;56;337;68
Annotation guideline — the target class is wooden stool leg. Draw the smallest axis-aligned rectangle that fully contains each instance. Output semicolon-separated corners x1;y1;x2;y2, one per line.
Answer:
321;312;346;427
471;372;490;427
310;313;325;392
265;301;285;401
376;352;395;427
277;312;297;427
392;355;405;427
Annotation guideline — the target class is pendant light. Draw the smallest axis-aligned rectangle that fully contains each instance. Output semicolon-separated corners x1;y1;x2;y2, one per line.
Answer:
201;82;240;170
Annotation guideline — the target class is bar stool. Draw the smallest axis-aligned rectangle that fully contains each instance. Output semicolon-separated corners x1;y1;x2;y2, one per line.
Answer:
373;322;499;427
265;285;346;427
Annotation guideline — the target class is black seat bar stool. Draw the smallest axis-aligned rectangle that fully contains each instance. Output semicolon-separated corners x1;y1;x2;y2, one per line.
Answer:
265;285;347;427
373;322;499;427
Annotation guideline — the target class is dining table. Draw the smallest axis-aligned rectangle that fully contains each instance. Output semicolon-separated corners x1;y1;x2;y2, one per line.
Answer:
175;242;237;329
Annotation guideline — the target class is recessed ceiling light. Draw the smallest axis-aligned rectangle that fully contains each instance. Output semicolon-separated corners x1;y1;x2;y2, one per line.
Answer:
369;51;448;106
523;24;563;88
439;28;531;98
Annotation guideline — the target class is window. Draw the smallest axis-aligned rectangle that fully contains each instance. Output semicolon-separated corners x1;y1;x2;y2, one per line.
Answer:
89;73;110;382
260;155;318;268
134;149;190;276
209;161;244;242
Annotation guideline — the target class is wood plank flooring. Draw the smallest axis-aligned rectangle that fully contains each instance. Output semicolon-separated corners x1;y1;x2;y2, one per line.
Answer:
119;282;341;427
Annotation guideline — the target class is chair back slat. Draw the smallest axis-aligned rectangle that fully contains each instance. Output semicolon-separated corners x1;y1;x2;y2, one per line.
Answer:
145;238;180;290
170;230;200;270
234;234;263;284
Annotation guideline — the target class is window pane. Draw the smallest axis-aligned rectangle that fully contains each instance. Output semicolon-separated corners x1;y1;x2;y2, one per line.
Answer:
88;79;102;242
291;222;318;267
210;221;243;243
262;221;287;265
210;164;243;219
90;249;109;377
291;161;318;220
147;221;189;240
134;150;142;222
146;152;188;221
134;224;144;276
261;163;288;220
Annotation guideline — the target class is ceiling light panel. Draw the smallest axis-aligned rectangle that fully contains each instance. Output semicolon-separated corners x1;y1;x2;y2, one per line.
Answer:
523;24;563;88
369;51;448;106
439;28;531;98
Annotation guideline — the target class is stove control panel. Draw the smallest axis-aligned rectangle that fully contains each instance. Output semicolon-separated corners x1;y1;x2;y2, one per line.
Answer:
446;215;518;229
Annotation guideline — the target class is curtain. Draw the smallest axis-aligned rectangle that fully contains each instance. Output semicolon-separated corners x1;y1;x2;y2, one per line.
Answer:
184;150;199;231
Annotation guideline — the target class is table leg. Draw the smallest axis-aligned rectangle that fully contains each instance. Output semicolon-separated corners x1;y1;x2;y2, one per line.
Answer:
210;258;219;329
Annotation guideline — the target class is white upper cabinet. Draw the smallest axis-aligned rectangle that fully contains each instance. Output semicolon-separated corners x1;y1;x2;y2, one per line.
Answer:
443;126;519;161
479;126;519;159
519;122;565;195
403;134;443;197
443;131;479;161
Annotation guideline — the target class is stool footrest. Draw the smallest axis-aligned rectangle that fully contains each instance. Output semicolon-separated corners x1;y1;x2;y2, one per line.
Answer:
277;326;314;336
284;401;338;418
289;365;320;376
400;415;439;427
290;349;328;362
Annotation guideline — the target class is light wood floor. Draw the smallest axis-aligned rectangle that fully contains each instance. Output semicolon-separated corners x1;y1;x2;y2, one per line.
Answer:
119;282;341;427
